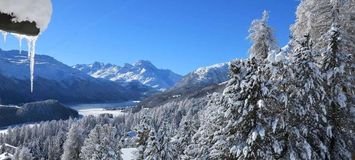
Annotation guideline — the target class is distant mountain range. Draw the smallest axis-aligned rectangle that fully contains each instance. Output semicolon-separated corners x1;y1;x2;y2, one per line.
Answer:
173;62;229;89
136;62;230;111
73;60;182;91
0;49;152;105
0;49;231;106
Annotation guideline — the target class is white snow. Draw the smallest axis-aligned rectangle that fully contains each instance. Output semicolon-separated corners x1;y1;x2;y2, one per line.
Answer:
273;141;282;154
267;48;288;63
303;141;312;160
73;61;182;91
0;153;13;160
193;62;230;81
272;118;279;133
121;148;138;160
258;127;265;139
0;129;8;135
326;125;333;138
257;100;265;108
78;108;125;117
0;0;52;32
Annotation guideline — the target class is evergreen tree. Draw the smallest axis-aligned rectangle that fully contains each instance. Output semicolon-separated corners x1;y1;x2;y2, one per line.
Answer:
61;124;84;160
283;35;329;160
135;116;152;160
184;94;225;159
144;128;159;160
248;11;277;61
156;121;174;160
321;25;354;159
172;116;197;159
291;0;354;53
13;147;33;160
80;124;122;160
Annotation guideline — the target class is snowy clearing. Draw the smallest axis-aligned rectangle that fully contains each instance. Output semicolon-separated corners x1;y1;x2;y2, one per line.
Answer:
78;108;125;117
69;101;138;117
121;148;138;160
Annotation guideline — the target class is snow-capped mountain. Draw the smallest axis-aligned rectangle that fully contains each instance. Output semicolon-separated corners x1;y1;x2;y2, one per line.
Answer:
173;62;230;89
73;60;182;91
137;62;230;111
0;49;150;105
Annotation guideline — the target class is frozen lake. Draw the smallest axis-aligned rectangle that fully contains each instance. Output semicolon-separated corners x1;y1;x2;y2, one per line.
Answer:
66;101;139;117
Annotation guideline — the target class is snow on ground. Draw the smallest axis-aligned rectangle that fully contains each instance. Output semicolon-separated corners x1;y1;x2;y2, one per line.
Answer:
0;153;13;160
121;148;138;160
69;101;138;117
0;129;7;135
78;108;125;117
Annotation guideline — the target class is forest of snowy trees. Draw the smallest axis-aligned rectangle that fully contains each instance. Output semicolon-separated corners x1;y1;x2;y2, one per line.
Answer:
0;0;354;159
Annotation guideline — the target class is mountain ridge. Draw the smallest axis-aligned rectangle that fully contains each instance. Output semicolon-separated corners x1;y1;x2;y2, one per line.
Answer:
0;49;151;105
73;60;182;91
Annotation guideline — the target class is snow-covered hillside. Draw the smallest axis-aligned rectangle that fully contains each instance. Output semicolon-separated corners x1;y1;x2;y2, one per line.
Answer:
136;62;230;111
174;62;230;89
0;49;87;81
73;60;182;91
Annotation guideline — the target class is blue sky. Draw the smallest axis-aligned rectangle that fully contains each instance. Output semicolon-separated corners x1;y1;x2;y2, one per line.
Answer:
1;0;299;75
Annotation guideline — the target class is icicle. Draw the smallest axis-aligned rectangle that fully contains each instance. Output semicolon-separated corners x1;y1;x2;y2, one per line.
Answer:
1;31;8;44
25;36;38;93
19;36;22;54
12;33;24;54
27;38;31;59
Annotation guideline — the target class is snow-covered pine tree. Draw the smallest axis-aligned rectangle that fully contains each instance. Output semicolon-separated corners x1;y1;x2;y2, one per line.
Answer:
144;128;159;160
157;121;174;160
49;130;67;160
172;114;198;159
291;0;355;54
61;124;84;160
284;34;330;160
203;11;279;159
13;147;33;160
291;0;332;47
136;116;153;160
221;58;278;159
248;11;277;62
183;93;225;159
321;25;354;159
80;124;122;160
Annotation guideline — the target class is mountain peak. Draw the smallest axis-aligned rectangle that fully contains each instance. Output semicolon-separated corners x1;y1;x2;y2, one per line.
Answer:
74;60;182;91
133;60;155;68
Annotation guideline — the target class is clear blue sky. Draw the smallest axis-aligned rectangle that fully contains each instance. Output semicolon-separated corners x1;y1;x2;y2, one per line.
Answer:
1;0;299;75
